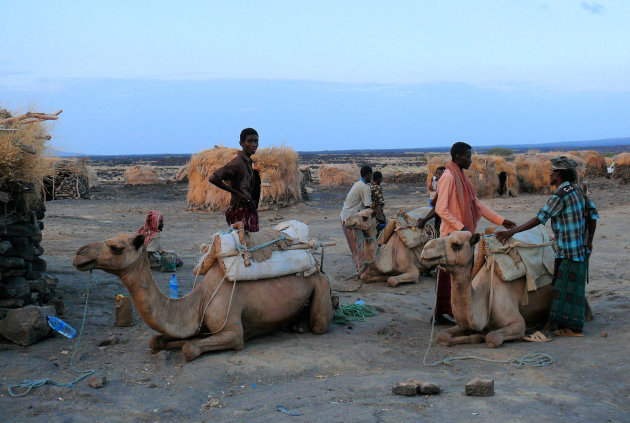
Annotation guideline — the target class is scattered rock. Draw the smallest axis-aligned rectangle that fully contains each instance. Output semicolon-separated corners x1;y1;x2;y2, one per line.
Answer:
392;382;417;396
465;377;494;397
88;375;106;389
0;305;55;346
601;330;608;338
154;350;171;361
419;381;440;395
97;334;120;346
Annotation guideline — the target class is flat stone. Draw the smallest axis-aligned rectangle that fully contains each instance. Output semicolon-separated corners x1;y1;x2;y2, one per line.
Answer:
0;240;12;254
29;279;48;293
31;257;46;272
0;305;56;346
419;381;440;395
49;297;65;315
97;334;120;346
153;350;171;361
43;273;59;289
0;298;25;308
0;256;26;269
0;277;31;299
465;377;494;397
88;375;106;389
392;382;417;396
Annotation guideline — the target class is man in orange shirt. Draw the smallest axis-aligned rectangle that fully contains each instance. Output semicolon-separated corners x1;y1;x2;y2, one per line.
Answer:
432;142;516;324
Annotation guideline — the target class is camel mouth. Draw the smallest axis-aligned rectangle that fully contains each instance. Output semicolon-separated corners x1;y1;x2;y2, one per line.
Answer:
73;257;95;272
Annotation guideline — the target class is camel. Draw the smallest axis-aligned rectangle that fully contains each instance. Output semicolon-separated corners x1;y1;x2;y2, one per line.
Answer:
420;230;554;348
343;208;434;287
73;233;333;361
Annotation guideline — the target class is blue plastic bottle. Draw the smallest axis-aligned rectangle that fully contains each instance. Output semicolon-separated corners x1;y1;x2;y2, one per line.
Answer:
47;316;77;339
169;273;178;299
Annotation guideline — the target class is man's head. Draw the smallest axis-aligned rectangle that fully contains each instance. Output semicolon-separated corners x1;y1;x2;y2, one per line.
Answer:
360;165;373;183
239;128;259;156
435;166;446;180
550;156;578;186
372;171;383;185
450;142;472;169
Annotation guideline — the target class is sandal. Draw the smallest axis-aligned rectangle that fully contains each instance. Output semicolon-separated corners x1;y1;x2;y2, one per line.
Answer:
523;330;552;343
554;328;584;337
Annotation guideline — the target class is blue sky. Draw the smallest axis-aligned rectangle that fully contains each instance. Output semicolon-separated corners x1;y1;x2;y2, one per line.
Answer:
2;1;629;154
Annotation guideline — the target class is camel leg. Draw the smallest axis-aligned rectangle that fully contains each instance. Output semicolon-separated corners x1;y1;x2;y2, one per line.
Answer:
149;335;185;353
360;268;389;283
309;274;334;334
436;325;484;346
386;266;419;287
485;319;526;348
181;326;245;361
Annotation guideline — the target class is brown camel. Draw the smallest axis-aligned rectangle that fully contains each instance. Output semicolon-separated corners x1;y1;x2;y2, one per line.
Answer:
420;231;553;348
73;233;333;361
344;209;433;287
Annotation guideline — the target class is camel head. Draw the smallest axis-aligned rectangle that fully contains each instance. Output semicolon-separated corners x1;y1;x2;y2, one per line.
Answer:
73;233;146;275
420;231;480;270
344;208;377;236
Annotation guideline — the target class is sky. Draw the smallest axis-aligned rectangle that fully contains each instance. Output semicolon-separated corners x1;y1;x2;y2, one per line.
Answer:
1;1;629;154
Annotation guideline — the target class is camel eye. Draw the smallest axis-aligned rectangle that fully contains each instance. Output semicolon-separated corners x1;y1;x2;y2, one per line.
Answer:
109;245;124;255
451;242;463;252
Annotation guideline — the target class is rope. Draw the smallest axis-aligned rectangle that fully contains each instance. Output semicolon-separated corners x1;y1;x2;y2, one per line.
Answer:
422;268;556;369
8;271;96;397
236;234;286;253
333;303;376;325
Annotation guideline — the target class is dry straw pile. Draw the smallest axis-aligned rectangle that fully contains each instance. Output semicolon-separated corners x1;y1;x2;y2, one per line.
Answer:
319;164;359;186
612;153;630;184
566;150;606;177
124;164;159;185
187;145;303;211
173;163;189;183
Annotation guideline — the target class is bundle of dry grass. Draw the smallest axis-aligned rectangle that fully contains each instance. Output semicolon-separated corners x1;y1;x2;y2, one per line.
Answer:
174;163;189;183
187;146;303;211
0;108;55;209
612;153;630;184
425;155;450;190
318;164;359;186
465;156;519;198
124;164;158;185
515;154;552;193
566;150;606;177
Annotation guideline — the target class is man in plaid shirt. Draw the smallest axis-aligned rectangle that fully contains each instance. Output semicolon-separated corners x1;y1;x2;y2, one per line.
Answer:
497;156;598;339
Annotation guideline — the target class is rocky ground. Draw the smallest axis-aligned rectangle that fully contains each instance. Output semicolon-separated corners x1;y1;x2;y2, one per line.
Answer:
1;171;629;422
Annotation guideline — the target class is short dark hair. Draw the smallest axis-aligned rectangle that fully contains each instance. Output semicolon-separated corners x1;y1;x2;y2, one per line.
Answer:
436;166;446;172
373;171;383;180
450;142;472;160
240;128;258;143
557;169;577;183
360;165;373;178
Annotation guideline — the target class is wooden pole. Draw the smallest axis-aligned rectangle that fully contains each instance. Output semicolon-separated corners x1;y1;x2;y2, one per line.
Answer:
218;242;336;258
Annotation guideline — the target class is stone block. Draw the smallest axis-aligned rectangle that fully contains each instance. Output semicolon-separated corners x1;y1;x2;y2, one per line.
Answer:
29;278;48;293
33;243;44;256
0;298;25;308
465;378;494;397
0;277;31;299
4;223;35;238
0;256;26;269
2;268;26;278
88;375;106;389
37;221;44;230
25;270;42;281
392;382;418;396
48;297;65;315
31;257;47;272
43;273;58;289
419;382;440;395
0;240;12;254
0;305;56;346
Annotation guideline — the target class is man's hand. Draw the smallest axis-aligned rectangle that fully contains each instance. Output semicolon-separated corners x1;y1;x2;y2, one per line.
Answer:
417;218;426;228
587;240;593;254
496;230;513;244
462;226;472;233
502;219;517;229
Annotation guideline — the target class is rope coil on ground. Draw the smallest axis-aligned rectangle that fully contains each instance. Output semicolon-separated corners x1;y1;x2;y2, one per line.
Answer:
333;303;376;325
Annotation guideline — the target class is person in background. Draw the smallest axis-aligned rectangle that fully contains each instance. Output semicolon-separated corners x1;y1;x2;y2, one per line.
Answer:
418;166;446;234
497;156;598;340
371;171;387;231
340;165;373;271
432;142;516;324
428;166;445;203
209;128;261;232
137;210;164;268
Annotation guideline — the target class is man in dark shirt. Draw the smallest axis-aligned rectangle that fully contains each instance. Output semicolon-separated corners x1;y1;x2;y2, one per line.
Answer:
209;128;261;232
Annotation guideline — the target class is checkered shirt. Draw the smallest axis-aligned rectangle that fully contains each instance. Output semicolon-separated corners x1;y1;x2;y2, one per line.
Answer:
537;181;599;262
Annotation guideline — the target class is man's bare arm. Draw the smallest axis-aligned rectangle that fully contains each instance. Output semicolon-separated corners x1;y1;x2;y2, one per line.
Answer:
496;216;540;244
209;174;247;200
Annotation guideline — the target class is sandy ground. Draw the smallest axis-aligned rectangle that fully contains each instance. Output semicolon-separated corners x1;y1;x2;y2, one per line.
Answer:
1;176;630;422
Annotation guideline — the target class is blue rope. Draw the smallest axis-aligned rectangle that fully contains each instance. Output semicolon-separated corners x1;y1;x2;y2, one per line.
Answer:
8;271;96;397
236;234;286;253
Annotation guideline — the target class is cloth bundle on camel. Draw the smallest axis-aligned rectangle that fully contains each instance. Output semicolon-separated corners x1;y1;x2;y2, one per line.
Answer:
194;220;325;281
378;207;438;248
473;225;555;305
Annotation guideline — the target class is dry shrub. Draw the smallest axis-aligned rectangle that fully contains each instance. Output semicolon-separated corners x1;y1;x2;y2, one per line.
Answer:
515;154;552;193
566;150;606;177
174;163;189;183
187;146;303;211
612;153;630;184
124;165;158;185
319;164;359;186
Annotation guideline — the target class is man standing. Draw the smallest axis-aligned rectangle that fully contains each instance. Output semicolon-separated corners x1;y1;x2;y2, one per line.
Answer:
497;156;598;339
370;171;386;231
209;128;261;232
433;142;516;324
340;165;373;271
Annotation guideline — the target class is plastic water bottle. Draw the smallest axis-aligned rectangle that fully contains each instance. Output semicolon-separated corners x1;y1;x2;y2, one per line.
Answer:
47;316;77;339
169;273;178;299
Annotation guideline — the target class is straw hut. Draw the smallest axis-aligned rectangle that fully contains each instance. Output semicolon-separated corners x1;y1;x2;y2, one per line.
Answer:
566;150;607;177
173;163;189;183
187;146;303;211
612;153;630;184
42;158;90;200
515;154;552;194
319;164;359;186
124;164;159;185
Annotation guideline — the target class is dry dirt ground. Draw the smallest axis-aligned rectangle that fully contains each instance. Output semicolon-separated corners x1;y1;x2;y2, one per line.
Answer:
1;175;630;422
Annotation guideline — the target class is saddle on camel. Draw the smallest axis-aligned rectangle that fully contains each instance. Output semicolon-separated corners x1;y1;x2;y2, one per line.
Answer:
73;219;334;361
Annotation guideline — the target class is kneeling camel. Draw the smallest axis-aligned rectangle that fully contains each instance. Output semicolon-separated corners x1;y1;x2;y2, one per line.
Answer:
73;233;333;361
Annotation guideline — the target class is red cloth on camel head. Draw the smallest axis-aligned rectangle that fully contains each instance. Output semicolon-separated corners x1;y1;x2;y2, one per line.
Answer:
136;210;163;245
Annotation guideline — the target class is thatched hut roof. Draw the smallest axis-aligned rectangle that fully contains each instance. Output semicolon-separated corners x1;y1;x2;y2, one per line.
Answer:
124;165;159;185
612;152;630;184
318;164;359;186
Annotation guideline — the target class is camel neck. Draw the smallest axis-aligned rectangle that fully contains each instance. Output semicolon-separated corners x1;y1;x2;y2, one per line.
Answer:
119;256;202;338
448;261;476;329
361;229;379;263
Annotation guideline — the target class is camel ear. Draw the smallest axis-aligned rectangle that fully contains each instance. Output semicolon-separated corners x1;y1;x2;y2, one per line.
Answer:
371;209;377;217
470;233;481;246
133;234;145;250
